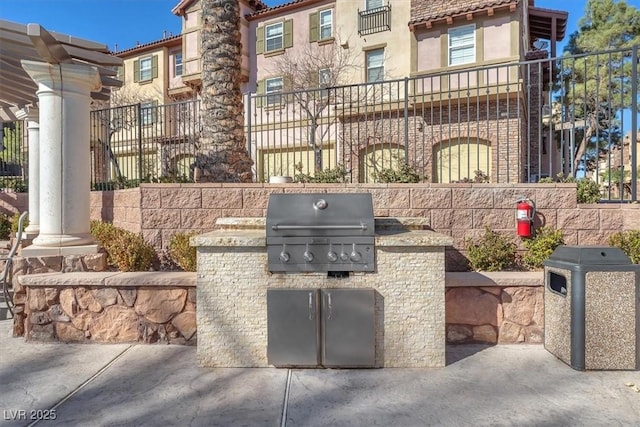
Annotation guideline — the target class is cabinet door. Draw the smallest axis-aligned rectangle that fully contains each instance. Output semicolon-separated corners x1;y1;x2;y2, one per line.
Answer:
267;289;320;367
321;289;375;367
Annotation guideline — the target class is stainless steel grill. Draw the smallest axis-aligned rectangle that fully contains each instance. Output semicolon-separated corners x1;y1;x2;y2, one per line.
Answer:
266;193;375;273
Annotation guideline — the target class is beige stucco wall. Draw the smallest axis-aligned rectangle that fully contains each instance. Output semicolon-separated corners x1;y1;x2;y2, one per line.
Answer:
335;1;412;83
252;0;335;84
181;2;201;79
413;8;519;76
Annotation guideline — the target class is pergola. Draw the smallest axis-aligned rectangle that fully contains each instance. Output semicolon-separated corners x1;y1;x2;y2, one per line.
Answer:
0;19;122;119
0;19;122;255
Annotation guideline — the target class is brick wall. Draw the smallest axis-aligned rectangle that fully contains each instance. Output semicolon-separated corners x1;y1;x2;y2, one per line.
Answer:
339;99;524;183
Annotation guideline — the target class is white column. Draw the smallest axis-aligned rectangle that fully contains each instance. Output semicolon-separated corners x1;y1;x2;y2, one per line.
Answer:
16;107;40;238
20;60;101;255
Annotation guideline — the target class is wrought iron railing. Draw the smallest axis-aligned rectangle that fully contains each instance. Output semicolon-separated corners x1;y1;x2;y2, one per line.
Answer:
89;100;200;190
0;121;26;192
246;46;638;201
0;46;629;201
358;4;391;36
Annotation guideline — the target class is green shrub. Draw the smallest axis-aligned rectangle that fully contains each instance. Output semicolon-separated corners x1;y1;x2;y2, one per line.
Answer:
539;174;601;204
169;232;197;272
293;163;349;183
90;220;155;271
575;179;601;204
373;163;425;183
0;213;11;239
90;220;118;244
11;212;28;233
5;178;27;192
522;227;565;269
108;232;156;272
608;230;640;264
465;227;517;271
452;170;490;183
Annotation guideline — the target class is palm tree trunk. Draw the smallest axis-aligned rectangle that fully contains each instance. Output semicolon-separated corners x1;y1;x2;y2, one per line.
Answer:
198;0;253;182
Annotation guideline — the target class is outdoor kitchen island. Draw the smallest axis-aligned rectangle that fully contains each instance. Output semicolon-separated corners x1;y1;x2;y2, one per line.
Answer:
192;195;452;368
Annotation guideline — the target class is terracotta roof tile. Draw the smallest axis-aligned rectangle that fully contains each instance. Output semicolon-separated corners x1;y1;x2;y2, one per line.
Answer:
247;0;328;19
114;35;181;56
410;0;519;26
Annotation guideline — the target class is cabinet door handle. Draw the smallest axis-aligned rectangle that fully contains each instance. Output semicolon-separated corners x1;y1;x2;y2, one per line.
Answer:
308;292;314;320
327;292;333;320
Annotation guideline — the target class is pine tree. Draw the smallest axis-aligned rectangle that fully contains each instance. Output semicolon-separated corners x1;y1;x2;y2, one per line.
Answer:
561;0;640;174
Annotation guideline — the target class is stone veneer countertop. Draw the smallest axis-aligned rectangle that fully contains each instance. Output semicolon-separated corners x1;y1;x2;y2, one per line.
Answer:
191;217;453;248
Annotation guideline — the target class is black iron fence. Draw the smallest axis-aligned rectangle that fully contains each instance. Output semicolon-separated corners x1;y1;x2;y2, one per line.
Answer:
3;47;637;202
247;46;638;201
0;121;26;192
89;100;200;190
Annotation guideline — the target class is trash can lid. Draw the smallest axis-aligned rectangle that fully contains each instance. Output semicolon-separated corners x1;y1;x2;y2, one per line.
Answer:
544;245;633;266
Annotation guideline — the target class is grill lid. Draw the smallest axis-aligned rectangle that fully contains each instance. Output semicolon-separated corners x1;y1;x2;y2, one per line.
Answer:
266;193;375;238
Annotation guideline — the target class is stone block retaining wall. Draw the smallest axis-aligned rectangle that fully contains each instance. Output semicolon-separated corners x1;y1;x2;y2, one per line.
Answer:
88;183;639;271
18;272;196;344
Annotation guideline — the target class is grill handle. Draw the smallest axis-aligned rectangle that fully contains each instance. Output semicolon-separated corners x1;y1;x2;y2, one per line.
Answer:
271;224;368;231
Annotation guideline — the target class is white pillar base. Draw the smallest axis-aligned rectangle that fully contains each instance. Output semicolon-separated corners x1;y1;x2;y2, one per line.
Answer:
21;244;99;258
32;233;95;248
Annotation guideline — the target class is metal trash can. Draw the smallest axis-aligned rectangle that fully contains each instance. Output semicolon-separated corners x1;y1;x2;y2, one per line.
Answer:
543;246;640;370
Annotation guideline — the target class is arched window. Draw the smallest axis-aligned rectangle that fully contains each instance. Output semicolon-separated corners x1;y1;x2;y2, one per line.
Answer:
359;143;405;183
433;138;491;183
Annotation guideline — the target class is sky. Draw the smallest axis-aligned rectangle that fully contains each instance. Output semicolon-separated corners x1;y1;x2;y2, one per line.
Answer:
2;0;639;54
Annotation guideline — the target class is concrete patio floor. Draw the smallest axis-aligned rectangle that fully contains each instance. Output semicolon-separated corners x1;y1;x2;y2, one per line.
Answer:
1;319;639;427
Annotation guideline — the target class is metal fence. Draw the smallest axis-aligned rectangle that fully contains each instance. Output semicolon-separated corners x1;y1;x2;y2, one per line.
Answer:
0;121;26;192
3;46;636;202
89;100;200;190
247;46;638;201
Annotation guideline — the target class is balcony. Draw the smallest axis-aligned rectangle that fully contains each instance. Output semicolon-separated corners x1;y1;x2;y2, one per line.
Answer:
358;4;391;36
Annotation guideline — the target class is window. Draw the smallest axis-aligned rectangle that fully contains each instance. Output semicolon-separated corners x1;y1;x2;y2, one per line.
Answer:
265;77;284;105
266;22;283;52
449;25;475;66
175;52;183;76
366;0;383;10
134;55;158;83
319;69;331;87
319;9;333;40
257;20;293;54
366;49;384;82
140;101;156;125
139;57;152;81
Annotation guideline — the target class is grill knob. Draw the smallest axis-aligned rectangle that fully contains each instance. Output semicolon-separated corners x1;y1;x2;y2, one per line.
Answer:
279;252;290;262
303;251;314;262
327;251;338;262
350;251;362;262
339;252;349;261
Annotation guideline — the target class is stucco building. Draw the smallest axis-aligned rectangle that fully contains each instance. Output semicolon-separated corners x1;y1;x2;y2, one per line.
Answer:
104;0;568;184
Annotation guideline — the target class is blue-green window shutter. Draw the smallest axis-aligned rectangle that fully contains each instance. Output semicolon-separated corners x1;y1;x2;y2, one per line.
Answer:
133;59;140;82
309;12;318;43
152;55;158;79
284;20;293;49
256;26;264;54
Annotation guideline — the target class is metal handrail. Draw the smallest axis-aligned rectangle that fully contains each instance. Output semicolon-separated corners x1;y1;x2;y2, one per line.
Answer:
271;224;368;231
2;211;28;318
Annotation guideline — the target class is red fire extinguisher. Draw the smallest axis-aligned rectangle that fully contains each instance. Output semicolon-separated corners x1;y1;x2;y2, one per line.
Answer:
516;197;535;238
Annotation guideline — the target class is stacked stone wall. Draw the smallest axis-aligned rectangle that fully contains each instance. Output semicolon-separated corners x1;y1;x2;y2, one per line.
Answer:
18;272;196;344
